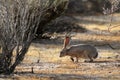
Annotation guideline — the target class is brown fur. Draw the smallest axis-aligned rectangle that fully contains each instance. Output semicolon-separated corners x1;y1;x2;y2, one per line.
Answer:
60;36;98;62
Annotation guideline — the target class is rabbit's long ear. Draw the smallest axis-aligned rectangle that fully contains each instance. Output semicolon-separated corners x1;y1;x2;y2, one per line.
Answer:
63;36;70;48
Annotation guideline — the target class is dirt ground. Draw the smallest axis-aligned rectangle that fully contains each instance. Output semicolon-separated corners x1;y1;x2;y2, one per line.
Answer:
1;14;120;80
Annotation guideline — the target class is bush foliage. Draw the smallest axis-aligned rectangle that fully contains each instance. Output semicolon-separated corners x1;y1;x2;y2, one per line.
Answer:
0;0;68;74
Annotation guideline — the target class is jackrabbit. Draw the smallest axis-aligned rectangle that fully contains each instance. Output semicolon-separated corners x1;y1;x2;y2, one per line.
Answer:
59;36;98;62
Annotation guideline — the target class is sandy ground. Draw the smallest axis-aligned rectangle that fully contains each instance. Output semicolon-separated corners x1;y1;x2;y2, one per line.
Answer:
1;14;120;80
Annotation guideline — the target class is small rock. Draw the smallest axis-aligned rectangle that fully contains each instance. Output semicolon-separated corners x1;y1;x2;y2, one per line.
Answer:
109;72;111;73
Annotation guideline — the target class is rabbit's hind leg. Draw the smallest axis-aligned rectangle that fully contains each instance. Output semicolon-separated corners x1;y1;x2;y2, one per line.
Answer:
85;55;93;62
88;55;93;62
75;57;79;63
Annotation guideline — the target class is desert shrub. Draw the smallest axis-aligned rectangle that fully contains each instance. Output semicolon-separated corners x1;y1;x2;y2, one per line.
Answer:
0;0;68;74
66;0;104;14
103;0;120;14
36;0;69;37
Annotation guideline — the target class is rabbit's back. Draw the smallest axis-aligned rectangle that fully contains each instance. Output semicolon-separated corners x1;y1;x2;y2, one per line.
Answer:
67;44;98;59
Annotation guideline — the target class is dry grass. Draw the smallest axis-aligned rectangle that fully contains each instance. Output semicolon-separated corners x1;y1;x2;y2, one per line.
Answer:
14;37;120;80
1;14;120;80
13;14;120;80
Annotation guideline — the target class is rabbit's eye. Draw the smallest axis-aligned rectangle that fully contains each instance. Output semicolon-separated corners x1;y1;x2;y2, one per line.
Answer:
60;51;63;54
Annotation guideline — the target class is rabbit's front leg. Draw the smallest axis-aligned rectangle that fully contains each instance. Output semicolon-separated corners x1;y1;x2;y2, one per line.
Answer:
70;57;74;62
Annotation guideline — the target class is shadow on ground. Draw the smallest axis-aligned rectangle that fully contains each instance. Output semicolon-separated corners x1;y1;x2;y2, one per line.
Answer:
1;72;116;80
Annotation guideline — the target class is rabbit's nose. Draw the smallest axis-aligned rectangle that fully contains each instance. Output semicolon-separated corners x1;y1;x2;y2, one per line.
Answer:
59;54;62;57
59;53;63;57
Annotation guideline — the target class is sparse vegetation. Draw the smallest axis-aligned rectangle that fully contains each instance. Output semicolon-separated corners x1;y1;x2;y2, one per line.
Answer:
0;0;68;74
0;0;120;80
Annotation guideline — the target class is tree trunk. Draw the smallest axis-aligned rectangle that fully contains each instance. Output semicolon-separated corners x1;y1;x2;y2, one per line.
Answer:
9;42;31;74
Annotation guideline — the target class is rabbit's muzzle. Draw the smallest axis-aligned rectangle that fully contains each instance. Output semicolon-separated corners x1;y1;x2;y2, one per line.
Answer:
59;51;66;57
59;52;63;57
